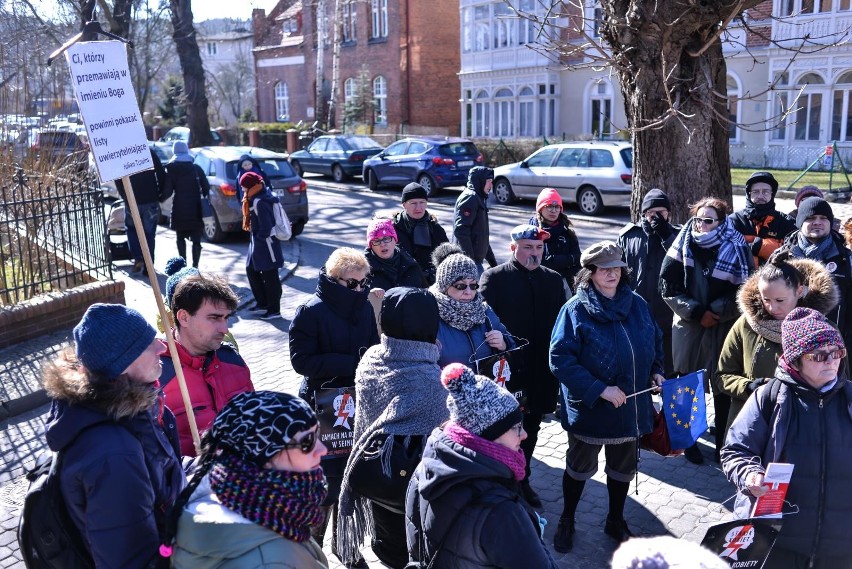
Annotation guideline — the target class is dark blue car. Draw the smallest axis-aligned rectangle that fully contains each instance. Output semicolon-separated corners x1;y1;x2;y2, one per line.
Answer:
289;135;384;182
361;136;482;197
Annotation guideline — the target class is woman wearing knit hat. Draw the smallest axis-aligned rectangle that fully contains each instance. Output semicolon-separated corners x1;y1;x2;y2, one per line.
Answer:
406;363;558;568
722;307;852;567
529;187;581;288
363;217;425;298
550;240;665;552
165;141;210;269
167;391;330;568
240;170;284;319
428;251;513;368
41;304;185;568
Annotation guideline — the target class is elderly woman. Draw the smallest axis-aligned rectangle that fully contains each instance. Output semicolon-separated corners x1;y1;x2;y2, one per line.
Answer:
550;241;664;553
429;251;512;368
722;308;852;568
717;250;838;434
406;363;558;568
289;247;379;567
168;391;329;568
660;197;753;464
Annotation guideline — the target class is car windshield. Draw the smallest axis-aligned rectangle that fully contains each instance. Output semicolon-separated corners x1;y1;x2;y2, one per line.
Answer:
227;158;295;180
438;142;478;157
620;148;633;169
39;132;80;148
343;136;381;150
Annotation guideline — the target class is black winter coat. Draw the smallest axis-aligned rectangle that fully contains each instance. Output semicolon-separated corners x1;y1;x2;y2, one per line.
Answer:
529;216;581;286
730;207;797;266
116;149;166;205
392;211;449;285
365;247;426;291
453;188;496;267
164;160;210;232
480;260;566;413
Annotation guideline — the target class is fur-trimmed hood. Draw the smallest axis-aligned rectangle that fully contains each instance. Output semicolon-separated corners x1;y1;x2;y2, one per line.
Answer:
737;257;839;325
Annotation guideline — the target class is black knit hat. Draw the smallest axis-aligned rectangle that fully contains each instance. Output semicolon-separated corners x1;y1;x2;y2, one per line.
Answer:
796;197;834;229
381;287;439;344
401;182;428;203
746;171;779;196
640;189;671;213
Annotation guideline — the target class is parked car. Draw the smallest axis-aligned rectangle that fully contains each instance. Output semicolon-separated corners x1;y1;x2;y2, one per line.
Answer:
162;146;308;243
492;141;633;215
289;135;384;182
361;136;483;197
32;129;89;172
159;126;224;146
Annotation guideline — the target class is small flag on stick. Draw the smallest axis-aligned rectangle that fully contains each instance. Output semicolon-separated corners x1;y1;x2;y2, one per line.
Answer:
661;370;708;450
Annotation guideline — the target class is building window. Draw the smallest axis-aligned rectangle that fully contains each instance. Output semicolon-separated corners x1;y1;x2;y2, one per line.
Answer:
474;5;491;51
517;0;537;44
373;76;387;124
344;78;356;104
794;73;824;141
493;88;515;136
275;82;289;122
206;42;217;56
588;80;613;138
343;1;356;42
283;18;298;35
727;74;741;142
519;86;535;137
588;1;603;38
831;71;852;141
492;3;515;49
771;72;789;141
371;0;388;39
474;90;490;137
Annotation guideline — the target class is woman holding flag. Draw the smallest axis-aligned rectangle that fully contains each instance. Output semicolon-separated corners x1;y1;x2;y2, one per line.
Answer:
550;241;664;553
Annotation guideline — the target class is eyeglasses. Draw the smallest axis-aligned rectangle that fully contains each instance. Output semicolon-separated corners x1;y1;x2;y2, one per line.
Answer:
512;423;524;437
693;216;719;226
339;276;372;290
801;348;847;363
282;430;318;454
451;282;479;291
370;237;394;246
543;204;561;211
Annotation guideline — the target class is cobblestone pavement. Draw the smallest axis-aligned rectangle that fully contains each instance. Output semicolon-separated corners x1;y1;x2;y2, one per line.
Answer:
6;183;844;567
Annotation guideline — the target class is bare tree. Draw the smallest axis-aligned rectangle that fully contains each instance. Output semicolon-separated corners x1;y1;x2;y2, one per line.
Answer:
168;0;212;145
206;46;255;126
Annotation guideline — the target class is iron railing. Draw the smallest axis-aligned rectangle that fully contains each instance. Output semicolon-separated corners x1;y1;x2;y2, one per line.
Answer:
0;168;111;306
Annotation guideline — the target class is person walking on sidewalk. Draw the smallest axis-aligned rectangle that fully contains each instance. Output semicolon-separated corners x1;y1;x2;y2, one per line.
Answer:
479;223;566;508
163;141;210;268
452;166;497;275
42;304;184;568
240;171;284;320
116;148;167;274
392;182;449;285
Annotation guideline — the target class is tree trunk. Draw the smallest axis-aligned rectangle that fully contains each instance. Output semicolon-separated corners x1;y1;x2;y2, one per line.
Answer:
169;0;212;145
327;0;342;128
314;0;326;126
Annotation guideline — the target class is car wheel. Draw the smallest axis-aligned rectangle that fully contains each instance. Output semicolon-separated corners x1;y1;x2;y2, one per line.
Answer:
291;160;304;177
577;186;604;216
493;178;516;205
332;164;347;183
417;174;438;197
204;210;225;243
366;169;379;191
290;220;305;238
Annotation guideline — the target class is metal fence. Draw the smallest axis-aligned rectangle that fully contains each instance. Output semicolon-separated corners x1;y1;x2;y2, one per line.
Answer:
0;168;111;306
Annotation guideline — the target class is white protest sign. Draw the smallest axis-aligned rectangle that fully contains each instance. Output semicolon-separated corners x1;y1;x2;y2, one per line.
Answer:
65;41;151;182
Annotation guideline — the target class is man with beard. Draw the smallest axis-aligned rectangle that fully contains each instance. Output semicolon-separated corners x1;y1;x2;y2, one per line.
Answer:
392;182;449;285
617;189;679;376
730;171;796;267
480;224;566;507
158;273;253;456
453;166;497;275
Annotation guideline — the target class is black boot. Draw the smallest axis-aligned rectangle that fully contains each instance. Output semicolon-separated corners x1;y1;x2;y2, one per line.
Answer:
553;517;575;553
604;516;635;543
684;443;705;465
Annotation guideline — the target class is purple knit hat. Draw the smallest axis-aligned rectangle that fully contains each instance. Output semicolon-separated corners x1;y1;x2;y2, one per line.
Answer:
366;218;397;245
781;307;844;363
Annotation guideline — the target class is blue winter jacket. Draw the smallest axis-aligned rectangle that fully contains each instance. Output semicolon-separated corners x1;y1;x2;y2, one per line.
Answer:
436;305;513;369
550;282;663;439
246;188;284;272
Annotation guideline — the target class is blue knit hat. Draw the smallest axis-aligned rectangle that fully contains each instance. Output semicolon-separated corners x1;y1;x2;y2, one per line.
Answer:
164;256;199;308
74;304;157;380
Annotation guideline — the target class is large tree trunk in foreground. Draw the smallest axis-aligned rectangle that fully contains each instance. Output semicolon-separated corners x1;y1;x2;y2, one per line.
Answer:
169;0;212;145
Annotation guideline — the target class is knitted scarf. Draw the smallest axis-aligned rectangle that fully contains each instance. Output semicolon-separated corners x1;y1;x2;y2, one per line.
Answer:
749;317;783;345
240;184;265;232
667;217;751;285
209;453;327;543
337;337;448;564
792;232;836;261
431;287;488;331
444;422;526;481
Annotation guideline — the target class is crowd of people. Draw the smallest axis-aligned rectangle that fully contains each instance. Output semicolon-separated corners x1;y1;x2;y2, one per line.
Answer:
36;165;852;568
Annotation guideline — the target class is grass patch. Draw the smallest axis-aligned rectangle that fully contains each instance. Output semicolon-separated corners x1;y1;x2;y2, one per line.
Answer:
731;168;852;191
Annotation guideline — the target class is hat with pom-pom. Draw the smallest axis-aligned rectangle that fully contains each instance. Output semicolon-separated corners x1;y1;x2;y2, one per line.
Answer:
441;363;522;440
164;256;199;308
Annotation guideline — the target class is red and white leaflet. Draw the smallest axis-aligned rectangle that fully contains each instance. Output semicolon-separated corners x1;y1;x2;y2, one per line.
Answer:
751;462;794;518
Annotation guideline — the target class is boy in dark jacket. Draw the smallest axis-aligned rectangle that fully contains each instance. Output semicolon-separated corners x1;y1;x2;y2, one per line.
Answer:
43;304;184;568
453;166;496;274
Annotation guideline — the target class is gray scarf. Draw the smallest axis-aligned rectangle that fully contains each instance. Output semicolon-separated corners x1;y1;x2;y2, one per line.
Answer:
430;286;488;331
793;232;836;261
337;336;449;564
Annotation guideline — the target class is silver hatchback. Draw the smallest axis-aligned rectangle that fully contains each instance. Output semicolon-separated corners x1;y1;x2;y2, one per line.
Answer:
492;141;633;215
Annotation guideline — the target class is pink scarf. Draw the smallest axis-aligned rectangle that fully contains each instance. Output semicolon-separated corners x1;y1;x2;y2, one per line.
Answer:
444;423;526;481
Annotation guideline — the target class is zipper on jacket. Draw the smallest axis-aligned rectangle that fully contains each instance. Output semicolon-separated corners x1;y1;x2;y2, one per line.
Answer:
810;395;827;567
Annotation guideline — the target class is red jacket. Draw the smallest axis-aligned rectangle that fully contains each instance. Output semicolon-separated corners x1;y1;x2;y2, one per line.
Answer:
158;340;253;456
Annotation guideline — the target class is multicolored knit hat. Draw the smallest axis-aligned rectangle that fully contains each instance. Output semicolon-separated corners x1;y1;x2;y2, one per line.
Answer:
366;218;397;245
441;363;522;441
164;256;198;308
435;252;478;293
781;307;844;363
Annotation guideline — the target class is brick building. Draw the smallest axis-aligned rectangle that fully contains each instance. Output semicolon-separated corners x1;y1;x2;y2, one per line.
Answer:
252;0;461;135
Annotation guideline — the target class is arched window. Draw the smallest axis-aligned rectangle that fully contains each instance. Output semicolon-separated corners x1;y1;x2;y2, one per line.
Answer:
474;90;490;137
727;74;742;142
344;78;356;104
494;88;514;137
274;82;289;122
519;86;535;137
795;73;825;141
373;76;387;125
831;71;852;141
588;79;613;138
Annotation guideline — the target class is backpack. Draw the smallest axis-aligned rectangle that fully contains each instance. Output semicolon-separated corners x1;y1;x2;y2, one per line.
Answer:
252;197;291;241
758;377;783;424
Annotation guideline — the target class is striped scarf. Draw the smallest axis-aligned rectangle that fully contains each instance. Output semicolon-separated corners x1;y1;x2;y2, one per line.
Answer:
667;217;752;285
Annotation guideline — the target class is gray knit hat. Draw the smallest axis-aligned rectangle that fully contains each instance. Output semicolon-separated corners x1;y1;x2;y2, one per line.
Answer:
435;253;478;293
441;363;522;440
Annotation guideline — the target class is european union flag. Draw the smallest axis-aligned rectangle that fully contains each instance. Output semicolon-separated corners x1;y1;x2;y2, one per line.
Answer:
662;370;708;450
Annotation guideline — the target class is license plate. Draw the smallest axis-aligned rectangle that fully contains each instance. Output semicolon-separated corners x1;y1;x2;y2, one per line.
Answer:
457;160;473;167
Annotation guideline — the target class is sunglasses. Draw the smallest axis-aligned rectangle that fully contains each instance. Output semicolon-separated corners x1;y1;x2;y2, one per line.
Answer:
370;237;395;246
693;216;719;226
451;282;480;291
801;348;847;363
282;430;318;454
339;276;372;290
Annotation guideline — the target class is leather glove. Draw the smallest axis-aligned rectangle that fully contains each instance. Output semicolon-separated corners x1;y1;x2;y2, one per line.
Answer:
699;310;720;328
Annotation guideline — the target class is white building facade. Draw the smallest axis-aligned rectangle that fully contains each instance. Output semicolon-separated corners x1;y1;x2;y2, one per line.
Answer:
198;30;256;126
